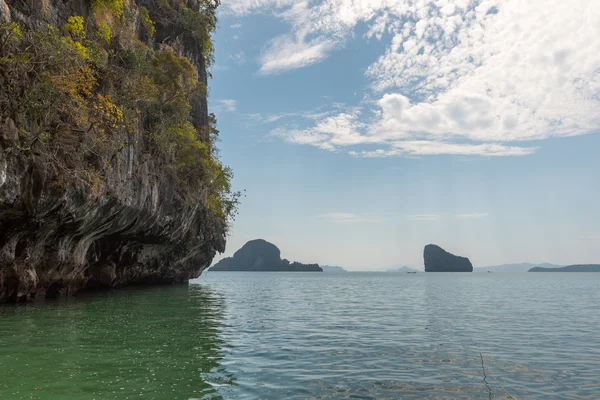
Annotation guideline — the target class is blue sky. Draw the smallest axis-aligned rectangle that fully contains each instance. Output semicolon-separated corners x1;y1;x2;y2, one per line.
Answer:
208;0;600;270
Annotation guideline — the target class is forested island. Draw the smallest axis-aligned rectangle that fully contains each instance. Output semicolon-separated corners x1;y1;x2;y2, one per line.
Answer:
210;240;322;272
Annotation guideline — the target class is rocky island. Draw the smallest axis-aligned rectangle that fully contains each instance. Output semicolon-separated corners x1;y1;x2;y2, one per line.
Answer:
321;265;347;273
0;0;236;302
210;240;322;272
529;264;600;272
423;244;473;272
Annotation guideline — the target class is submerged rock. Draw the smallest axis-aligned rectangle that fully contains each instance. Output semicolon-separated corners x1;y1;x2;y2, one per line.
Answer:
423;244;473;272
210;240;322;272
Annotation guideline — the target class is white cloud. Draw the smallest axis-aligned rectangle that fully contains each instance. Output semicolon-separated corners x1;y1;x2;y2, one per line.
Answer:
319;213;382;224
407;214;440;221
214;99;238;112
222;0;296;16
273;105;538;156
230;23;242;29
456;213;489;219
248;108;341;124
272;109;377;150
259;35;336;75
225;0;600;156
352;141;537;157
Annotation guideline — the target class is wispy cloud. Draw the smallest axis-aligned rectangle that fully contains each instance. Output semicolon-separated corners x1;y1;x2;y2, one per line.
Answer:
214;99;238;112
222;0;295;15
259;35;336;75
223;0;600;157
456;213;489;219
230;23;242;29
351;142;537;157
246;109;334;124
229;51;245;65
407;214;440;221
319;213;382;224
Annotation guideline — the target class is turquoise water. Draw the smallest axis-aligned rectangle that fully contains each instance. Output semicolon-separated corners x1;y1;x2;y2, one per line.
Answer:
1;272;599;399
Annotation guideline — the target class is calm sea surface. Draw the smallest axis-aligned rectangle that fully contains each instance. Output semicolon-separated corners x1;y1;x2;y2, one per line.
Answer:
1;272;599;399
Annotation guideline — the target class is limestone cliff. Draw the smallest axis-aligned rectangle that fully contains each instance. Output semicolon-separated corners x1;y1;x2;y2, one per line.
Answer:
423;244;473;272
0;0;234;302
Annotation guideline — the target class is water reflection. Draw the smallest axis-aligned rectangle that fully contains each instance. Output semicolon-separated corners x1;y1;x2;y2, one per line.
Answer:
0;284;235;400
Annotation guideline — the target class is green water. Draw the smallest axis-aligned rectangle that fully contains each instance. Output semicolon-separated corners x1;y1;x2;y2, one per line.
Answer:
0;285;233;400
2;273;600;399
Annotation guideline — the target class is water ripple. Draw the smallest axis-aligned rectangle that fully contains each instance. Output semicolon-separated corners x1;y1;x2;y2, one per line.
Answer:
1;272;599;399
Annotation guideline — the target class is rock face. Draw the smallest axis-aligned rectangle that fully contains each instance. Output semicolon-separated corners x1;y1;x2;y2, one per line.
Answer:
210;240;322;272
529;264;600;272
0;1;227;302
423;244;473;272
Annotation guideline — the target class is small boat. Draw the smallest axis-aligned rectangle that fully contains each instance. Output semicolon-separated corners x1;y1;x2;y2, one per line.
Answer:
407;271;417;274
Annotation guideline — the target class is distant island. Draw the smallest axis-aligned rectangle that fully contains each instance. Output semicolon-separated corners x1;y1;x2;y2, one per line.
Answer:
320;265;347;273
210;239;322;272
474;263;563;273
386;266;419;273
424;244;473;272
529;264;600;272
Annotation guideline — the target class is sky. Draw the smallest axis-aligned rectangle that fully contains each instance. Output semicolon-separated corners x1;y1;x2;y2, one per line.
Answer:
208;0;600;271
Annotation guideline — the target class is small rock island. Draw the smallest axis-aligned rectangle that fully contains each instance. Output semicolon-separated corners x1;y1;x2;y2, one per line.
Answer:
210;239;322;272
424;244;473;272
529;264;600;272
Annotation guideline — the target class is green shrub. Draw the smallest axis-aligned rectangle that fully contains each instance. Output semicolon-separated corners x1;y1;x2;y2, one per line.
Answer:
93;0;126;17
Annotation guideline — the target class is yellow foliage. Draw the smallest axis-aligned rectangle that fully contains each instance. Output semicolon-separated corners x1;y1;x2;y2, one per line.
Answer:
63;16;85;39
93;0;125;18
69;39;89;59
96;22;111;43
91;93;125;131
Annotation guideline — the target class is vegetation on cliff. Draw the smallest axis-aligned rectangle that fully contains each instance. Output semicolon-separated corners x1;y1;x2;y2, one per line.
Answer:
0;0;237;225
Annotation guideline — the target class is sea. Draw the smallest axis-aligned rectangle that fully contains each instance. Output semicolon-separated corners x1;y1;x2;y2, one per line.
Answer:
1;272;599;399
